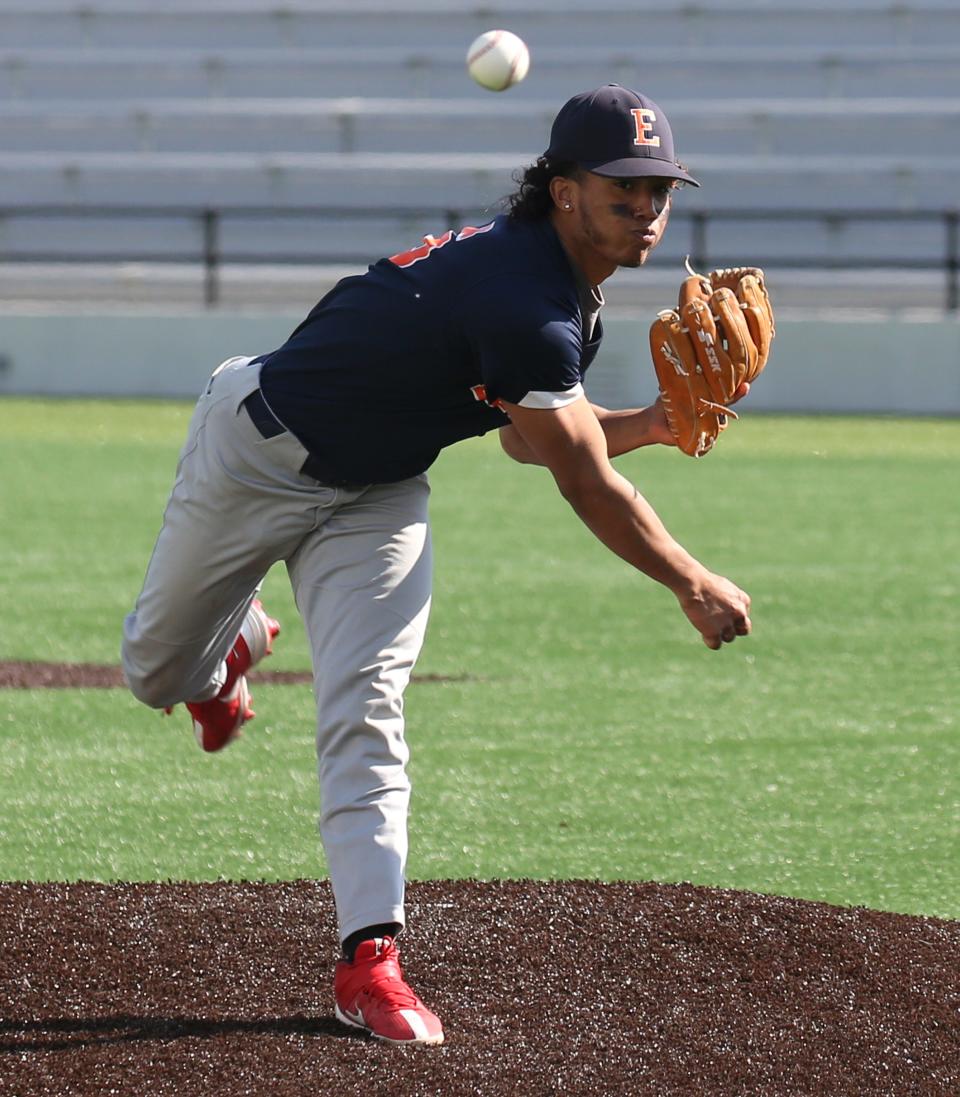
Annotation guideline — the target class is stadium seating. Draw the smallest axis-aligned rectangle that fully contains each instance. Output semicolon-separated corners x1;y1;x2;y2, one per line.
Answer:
2;0;959;51
0;0;957;306
1;150;954;213
2;97;959;159
3;46;959;102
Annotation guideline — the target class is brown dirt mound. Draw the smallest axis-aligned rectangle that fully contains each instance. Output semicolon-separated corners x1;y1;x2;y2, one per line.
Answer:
1;880;957;1096
0;662;468;689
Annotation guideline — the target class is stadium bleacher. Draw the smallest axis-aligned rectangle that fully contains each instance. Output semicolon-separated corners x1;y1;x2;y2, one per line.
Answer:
2;97;959;159
0;0;957;310
4;45;960;102
3;0;960;51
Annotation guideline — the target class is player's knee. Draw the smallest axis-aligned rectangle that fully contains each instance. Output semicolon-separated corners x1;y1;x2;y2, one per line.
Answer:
121;623;199;709
121;657;179;709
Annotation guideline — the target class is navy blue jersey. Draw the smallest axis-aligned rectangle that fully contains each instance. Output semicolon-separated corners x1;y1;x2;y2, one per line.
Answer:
258;213;603;485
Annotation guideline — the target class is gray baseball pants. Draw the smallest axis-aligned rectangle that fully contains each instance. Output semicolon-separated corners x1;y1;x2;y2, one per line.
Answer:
121;356;433;942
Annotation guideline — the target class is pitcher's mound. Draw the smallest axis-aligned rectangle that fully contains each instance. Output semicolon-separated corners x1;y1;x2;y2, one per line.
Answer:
1;879;957;1095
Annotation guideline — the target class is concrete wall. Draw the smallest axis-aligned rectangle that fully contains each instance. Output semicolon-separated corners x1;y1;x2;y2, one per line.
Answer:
0;310;958;415
590;315;960;415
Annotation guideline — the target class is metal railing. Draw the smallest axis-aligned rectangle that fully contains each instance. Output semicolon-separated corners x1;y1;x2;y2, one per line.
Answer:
1;204;957;310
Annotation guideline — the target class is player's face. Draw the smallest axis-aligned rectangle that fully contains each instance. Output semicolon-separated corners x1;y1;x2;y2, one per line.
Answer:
568;173;676;277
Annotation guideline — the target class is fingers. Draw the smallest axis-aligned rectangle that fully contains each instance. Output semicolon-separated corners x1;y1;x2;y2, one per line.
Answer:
704;613;751;650
681;574;752;650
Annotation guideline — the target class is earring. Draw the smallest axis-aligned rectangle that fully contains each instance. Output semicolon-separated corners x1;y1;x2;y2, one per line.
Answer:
563;203;573;210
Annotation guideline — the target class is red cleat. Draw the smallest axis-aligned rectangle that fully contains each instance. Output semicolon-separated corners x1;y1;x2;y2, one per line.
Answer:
334;937;444;1046
184;599;280;752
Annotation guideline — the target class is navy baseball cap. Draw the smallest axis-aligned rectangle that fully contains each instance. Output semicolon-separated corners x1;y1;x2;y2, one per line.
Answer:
545;84;699;187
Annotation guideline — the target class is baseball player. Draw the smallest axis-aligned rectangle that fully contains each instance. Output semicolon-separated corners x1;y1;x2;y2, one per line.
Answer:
122;85;752;1046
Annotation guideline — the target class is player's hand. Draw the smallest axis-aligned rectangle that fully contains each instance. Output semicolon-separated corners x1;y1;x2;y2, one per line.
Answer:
644;396;678;447
676;570;752;649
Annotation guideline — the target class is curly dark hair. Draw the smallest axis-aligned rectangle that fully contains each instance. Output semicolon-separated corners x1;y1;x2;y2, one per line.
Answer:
504;158;690;221
503;157;584;222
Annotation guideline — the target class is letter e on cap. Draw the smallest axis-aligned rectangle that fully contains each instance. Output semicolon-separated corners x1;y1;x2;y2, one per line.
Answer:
631;108;661;147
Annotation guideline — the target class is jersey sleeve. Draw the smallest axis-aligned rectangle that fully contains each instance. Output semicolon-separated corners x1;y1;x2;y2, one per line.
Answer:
515;386;584;409
460;276;586;407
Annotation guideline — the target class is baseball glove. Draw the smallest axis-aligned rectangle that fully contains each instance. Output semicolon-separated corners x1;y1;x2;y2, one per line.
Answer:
649;260;775;457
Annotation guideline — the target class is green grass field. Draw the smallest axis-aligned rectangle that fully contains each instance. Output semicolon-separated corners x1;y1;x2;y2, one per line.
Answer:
1;398;957;919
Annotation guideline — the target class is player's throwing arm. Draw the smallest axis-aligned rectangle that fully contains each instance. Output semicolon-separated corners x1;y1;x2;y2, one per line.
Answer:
501;394;751;650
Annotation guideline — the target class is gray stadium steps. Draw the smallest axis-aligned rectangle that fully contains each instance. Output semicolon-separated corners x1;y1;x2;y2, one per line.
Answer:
0;150;954;211
2;46;958;102
1;97;958;158
0;208;948;268
0;261;949;315
1;2;959;50
0;210;445;264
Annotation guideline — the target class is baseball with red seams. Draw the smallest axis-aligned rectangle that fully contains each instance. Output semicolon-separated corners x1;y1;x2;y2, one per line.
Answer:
466;30;530;92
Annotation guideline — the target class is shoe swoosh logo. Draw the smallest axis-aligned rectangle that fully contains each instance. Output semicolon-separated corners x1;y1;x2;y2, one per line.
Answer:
343;1005;365;1026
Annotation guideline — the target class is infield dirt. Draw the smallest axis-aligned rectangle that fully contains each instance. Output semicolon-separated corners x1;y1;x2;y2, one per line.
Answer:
1;879;957;1096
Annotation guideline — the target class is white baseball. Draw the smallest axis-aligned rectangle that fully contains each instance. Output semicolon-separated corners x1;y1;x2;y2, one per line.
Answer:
466;30;530;92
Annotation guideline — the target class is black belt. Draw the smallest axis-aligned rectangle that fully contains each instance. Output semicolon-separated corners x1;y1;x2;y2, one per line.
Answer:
243;387;286;438
242;389;366;490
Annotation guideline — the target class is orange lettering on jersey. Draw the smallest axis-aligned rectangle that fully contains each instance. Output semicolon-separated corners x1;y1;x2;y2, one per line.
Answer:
630;108;661;147
389;222;496;268
389;230;454;269
456;223;495;242
470;382;504;410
